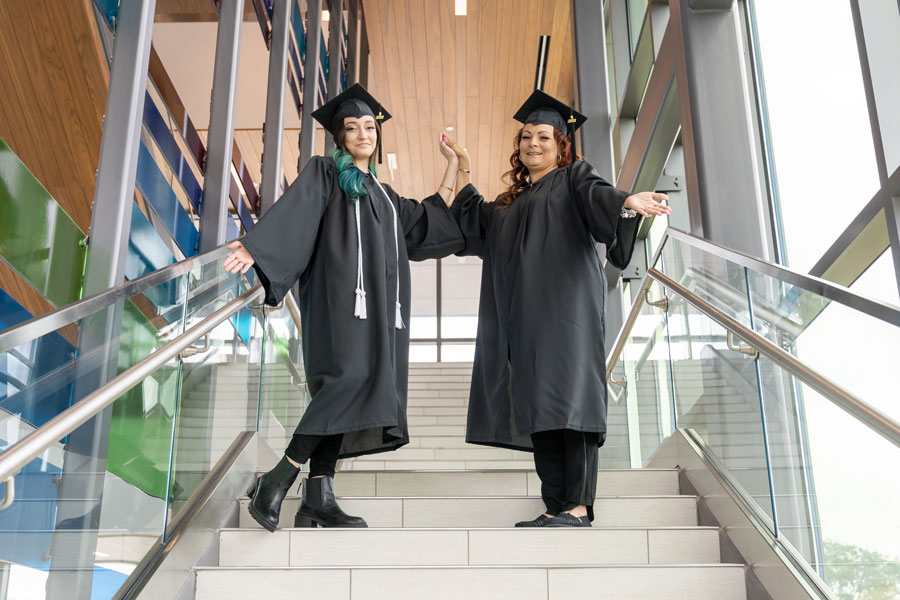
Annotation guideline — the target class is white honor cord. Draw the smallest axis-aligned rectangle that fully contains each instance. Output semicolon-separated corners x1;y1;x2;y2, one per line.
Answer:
372;178;405;329
353;200;367;319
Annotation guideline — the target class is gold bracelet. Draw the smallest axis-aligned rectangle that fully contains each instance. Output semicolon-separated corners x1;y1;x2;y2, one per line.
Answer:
458;167;471;173
440;184;454;192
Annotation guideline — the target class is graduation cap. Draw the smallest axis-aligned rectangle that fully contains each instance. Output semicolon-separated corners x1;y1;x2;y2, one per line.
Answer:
513;89;587;156
311;83;392;163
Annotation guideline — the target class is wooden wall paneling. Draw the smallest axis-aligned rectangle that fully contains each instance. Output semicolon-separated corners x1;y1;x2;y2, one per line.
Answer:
408;0;434;198
30;6;98;199
453;0;466;168
6;3;78;204
0;4;56;203
67;0;110;114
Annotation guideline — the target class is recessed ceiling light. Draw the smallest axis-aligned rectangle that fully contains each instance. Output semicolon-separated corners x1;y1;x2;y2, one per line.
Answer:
322;9;330;21
446;126;455;131
455;0;466;16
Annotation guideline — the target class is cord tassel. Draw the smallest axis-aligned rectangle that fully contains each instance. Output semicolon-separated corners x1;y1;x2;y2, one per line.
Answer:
395;301;404;330
355;288;367;319
353;200;367;320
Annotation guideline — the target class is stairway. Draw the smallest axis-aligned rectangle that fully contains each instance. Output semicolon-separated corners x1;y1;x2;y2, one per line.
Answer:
192;362;748;599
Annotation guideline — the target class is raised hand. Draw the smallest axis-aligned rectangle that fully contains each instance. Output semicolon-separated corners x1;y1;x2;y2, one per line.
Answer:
223;240;255;274
439;130;459;163
623;192;671;218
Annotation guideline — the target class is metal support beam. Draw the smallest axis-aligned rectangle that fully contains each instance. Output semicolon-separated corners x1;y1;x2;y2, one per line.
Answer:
347;0;361;85
572;0;615;183
678;0;774;260
83;1;156;295
199;0;243;251
359;4;369;87
299;0;324;171
324;0;344;155
886;195;900;299
48;4;157;598
260;0;292;216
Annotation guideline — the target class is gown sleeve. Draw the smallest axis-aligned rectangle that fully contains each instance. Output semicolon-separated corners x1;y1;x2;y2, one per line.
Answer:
448;183;494;258
568;160;641;270
240;156;332;305
384;184;465;261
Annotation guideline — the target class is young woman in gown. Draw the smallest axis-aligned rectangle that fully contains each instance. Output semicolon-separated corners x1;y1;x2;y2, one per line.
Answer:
223;84;464;530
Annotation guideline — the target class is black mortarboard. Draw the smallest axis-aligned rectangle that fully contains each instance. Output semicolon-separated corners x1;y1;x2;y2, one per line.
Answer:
513;89;587;154
311;83;392;162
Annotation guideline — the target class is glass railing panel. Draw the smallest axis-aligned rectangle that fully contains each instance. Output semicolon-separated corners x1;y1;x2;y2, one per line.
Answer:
617;280;674;467
165;256;263;521
0;270;191;598
257;304;306;455
660;235;754;326
745;262;900;423
604;360;631;468
665;291;776;526
759;358;900;597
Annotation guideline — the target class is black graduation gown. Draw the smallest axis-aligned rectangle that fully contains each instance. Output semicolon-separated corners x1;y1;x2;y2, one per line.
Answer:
241;156;463;458
451;160;641;452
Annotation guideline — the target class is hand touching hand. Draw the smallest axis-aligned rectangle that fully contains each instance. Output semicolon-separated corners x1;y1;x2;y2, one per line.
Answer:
439;130;459;163
222;240;255;274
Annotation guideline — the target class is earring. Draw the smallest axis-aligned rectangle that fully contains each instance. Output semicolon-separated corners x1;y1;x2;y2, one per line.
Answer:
557;155;561;163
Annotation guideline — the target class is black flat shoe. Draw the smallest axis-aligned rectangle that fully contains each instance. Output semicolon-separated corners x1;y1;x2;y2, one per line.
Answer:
294;476;367;528
515;514;555;527
544;512;591;527
247;456;300;532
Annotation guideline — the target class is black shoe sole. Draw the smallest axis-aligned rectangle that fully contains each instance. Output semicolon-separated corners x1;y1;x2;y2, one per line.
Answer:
294;510;367;528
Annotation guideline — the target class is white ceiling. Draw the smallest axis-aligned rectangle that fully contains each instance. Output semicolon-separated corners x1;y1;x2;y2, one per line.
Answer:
152;21;303;131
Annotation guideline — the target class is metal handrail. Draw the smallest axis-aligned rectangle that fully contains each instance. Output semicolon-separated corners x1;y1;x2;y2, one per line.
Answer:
0;244;232;354
0;285;263;491
609;267;900;450
665;228;900;327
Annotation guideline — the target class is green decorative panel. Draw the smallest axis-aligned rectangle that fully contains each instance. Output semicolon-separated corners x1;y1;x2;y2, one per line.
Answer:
0;137;86;306
106;301;177;500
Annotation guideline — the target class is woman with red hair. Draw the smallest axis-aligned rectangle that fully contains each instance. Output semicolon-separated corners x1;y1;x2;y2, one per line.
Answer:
448;90;670;527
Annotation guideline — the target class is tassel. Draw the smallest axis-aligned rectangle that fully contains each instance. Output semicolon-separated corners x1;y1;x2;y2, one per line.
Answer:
354;288;367;320
395;301;404;329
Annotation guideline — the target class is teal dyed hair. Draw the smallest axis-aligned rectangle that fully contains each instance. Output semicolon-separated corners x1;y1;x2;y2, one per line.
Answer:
331;119;379;202
331;147;373;201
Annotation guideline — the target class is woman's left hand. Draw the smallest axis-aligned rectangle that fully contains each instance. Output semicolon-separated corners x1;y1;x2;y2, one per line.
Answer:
624;192;672;218
439;130;459;163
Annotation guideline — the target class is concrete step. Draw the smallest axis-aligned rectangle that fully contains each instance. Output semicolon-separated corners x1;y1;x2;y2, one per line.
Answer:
252;469;680;497
195;564;746;600
218;526;721;567
341;459;632;471
237;495;699;529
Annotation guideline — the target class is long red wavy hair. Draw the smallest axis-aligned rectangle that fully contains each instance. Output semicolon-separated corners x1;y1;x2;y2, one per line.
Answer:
497;126;577;207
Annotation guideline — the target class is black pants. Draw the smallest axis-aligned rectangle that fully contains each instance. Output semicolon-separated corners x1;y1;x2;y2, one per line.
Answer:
531;429;600;521
284;433;344;478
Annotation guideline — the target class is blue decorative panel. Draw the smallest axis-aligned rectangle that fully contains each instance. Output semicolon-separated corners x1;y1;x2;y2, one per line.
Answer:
142;91;203;210
135;143;200;256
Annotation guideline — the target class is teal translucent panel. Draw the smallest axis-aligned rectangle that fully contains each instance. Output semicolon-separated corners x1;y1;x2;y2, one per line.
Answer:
665;292;775;526
0;269;190;599
257;304;305;453
761;358;900;597
617;280;674;467
745;255;900;424
661;236;754;327
166;253;263;519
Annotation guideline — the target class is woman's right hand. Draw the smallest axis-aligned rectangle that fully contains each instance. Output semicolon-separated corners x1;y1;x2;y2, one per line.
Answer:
223;240;255;274
446;137;470;169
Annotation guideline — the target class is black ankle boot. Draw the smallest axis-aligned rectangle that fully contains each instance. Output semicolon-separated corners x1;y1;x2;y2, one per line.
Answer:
247;456;300;532
294;476;367;528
